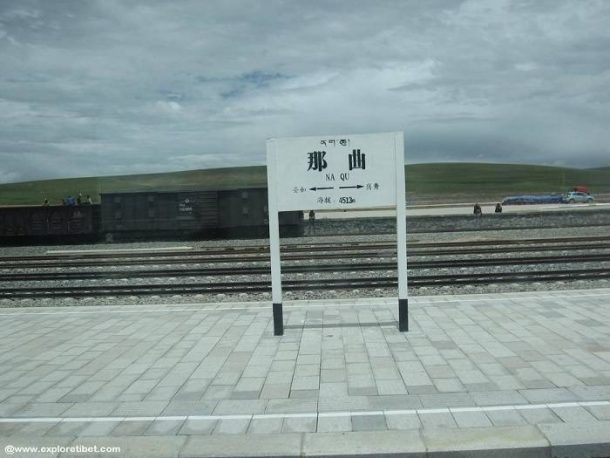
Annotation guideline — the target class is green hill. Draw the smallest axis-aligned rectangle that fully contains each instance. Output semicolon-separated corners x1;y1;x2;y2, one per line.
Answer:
0;163;608;205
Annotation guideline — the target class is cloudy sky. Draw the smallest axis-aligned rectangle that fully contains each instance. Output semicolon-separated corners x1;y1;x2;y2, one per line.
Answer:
1;0;609;183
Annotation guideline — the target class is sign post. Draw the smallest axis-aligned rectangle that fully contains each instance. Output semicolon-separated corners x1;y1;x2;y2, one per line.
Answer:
266;132;407;335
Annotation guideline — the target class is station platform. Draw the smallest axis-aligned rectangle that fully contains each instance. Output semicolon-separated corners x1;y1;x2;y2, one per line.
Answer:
1;288;609;457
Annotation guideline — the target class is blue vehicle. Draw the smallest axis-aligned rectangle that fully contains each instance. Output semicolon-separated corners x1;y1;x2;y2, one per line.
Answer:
501;194;564;205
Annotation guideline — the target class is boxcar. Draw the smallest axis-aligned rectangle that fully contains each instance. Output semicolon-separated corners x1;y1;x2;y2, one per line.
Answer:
0;205;100;244
100;188;303;241
217;188;303;237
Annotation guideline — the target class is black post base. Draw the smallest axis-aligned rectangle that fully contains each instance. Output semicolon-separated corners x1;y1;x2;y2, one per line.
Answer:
399;298;409;332
273;302;284;336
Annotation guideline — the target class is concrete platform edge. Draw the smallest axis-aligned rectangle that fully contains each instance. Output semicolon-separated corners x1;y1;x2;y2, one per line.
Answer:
9;422;604;458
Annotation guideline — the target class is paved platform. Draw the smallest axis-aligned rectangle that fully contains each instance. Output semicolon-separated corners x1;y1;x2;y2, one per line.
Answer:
1;288;609;457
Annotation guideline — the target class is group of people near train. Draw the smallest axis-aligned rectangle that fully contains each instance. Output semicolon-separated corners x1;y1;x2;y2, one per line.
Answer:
43;192;93;206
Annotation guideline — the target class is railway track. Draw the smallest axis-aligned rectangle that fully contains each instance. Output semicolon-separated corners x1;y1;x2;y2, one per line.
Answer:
1;268;609;299
1;235;609;300
2;253;610;282
1;236;610;269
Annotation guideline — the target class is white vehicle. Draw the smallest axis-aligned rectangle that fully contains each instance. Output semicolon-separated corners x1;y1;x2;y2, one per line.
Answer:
563;191;594;203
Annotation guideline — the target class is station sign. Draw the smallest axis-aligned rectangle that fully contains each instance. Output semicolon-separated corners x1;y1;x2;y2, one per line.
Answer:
266;133;398;212
266;131;408;336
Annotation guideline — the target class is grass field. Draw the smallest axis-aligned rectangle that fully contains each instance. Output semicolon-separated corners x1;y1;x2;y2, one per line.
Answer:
0;163;608;205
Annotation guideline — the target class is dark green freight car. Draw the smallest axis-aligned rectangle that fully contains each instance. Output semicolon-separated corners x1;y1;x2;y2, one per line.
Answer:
0;204;100;245
100;188;303;241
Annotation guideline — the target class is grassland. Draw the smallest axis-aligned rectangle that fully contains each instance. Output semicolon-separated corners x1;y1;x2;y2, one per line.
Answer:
0;163;609;205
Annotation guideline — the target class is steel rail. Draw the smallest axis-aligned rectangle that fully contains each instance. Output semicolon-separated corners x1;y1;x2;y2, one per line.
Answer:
1;268;609;298
3;253;610;282
2;235;610;263
3;246;610;270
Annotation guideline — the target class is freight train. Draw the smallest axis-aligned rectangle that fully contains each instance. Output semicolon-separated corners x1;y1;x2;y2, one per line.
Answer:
0;187;303;244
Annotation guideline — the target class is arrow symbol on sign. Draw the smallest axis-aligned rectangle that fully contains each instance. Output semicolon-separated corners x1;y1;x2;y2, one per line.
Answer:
339;185;364;189
309;186;334;191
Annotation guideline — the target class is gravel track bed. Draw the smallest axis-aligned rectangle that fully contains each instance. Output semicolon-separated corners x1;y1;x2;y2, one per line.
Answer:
1;225;610;308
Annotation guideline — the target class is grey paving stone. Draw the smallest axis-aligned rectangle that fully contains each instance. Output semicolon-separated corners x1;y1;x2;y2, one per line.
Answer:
452;410;493;428
202;385;233;400
45;420;89;437
486;409;528;427
351;412;387;431
319;382;348;398
385;412;421;430
317;414;352;432
317;395;369;412
289;389;319;399
519;387;579;403
265;399;317;414
471;390;528;406
303;430;425;457
247;417;283;434
569;384;610;401
213;418;251;435
265;371;293;384
419;410;457;429
368;394;422;410
320;368;346;383
9;420;60;437
0;403;27;417
110;420;153;436
13;402;72;417
144;419;185;436
419;393;474;408
294;364;319;377
291;375;319;391
408;385;438;395
518;406;562;425
62;402;118;417
77;420;122;437
423;425;549;457
426;365;457;379
112;401;168;416
213;399;266;415
269;360;294;372
433;378;465;393
586;404;610;421
282;416;316;432
0;422;21;436
178;419;217;435
74;435;187;458
321;357;345;370
234;377;265;392
259;382;290;399
551;405;598;423
538;421;610;458
181;433;301;457
376;379;408;395
489;374;526;390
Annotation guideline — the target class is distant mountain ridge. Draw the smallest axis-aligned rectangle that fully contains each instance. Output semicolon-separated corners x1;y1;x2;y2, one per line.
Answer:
0;163;609;205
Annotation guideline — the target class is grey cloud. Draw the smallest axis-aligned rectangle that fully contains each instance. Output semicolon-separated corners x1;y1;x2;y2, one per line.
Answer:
0;0;609;183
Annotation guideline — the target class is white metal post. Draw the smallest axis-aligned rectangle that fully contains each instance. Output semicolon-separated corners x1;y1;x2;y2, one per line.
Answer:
394;132;409;331
266;140;283;335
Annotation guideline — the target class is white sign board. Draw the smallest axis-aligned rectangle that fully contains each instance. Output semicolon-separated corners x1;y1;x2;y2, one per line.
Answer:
266;131;408;335
266;132;399;212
